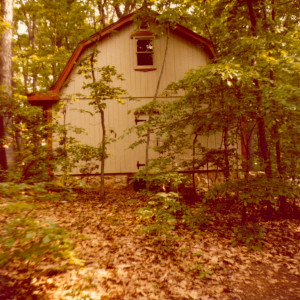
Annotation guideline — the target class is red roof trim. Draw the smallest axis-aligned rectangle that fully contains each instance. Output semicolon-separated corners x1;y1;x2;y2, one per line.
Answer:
27;93;59;106
28;92;59;101
27;10;216;106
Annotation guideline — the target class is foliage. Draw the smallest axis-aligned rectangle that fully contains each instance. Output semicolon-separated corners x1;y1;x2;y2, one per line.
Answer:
14;0;97;93
195;264;213;280
0;181;76;207
132;163;188;192
54;120;101;178
0;211;78;268
136;192;209;241
0;192;81;271
68;144;102;175
0;90;103;184
189;255;213;281
0;182;44;198
131;0;299;217
232;224;266;251
0;92;53;182
205;175;298;214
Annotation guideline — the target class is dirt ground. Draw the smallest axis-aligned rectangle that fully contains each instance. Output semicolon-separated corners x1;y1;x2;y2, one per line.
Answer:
0;189;299;299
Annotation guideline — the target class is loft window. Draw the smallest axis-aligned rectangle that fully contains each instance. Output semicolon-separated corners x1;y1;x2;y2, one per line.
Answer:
136;39;153;66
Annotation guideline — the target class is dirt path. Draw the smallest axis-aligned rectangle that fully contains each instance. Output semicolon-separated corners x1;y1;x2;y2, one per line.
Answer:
1;189;299;299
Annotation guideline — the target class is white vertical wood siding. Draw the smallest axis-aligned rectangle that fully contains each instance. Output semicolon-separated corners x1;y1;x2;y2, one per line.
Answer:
58;23;217;174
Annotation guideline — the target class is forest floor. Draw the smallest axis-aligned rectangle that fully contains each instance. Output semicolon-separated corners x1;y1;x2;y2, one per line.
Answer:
0;188;299;300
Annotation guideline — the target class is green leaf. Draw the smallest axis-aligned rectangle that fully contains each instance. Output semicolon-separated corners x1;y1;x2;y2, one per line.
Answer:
26;232;35;239
42;235;51;243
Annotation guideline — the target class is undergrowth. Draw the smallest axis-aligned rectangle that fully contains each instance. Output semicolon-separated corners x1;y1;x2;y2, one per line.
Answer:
136;191;210;250
0;182;82;274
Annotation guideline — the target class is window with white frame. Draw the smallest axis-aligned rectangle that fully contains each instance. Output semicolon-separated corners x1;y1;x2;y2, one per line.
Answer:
136;39;153;66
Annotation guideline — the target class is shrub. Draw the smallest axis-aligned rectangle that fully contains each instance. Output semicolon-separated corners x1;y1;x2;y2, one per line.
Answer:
0;187;81;271
136;192;209;238
232;224;266;251
204;175;298;220
0;214;78;268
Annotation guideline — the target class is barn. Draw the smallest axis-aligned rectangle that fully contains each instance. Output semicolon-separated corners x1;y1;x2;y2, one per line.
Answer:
27;9;220;184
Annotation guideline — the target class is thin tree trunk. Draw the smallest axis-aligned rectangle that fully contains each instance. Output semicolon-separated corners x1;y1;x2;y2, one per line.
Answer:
275;134;282;175
90;51;106;198
246;0;275;219
31;14;37;91
268;0;282;177
269;69;283;176
223;126;230;180
145;29;170;169
246;0;272;178
100;108;105;198
0;0;14;173
97;0;107;28
0;116;8;178
220;80;230;180
192;133;198;195
256;114;272;177
243;121;255;172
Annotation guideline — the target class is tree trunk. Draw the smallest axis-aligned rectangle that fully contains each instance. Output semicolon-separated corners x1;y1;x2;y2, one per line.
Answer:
90;51;106;198
0;116;8;178
220;80;230;180
257;115;272;177
97;0;107;28
246;0;272;178
114;1;136;19
0;0;14;174
223;126;230;180
145;29;169;169
192;133;198;195
31;14;37;92
100;108;105;198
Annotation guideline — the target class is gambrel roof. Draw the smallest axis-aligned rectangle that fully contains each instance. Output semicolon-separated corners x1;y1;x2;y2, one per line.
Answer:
27;10;216;106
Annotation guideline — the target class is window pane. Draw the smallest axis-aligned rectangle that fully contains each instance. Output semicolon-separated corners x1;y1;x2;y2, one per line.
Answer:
137;53;153;66
137;39;153;52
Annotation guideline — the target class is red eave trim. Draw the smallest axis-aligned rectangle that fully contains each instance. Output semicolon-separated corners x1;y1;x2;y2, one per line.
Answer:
27;93;59;101
27;92;60;106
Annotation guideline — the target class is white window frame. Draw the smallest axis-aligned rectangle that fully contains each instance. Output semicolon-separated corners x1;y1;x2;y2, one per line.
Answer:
133;36;157;72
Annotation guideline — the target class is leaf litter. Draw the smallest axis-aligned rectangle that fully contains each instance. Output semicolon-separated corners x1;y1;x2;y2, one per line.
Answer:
0;188;299;299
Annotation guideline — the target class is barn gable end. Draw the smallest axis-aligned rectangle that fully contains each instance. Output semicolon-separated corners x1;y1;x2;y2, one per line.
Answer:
27;10;220;175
